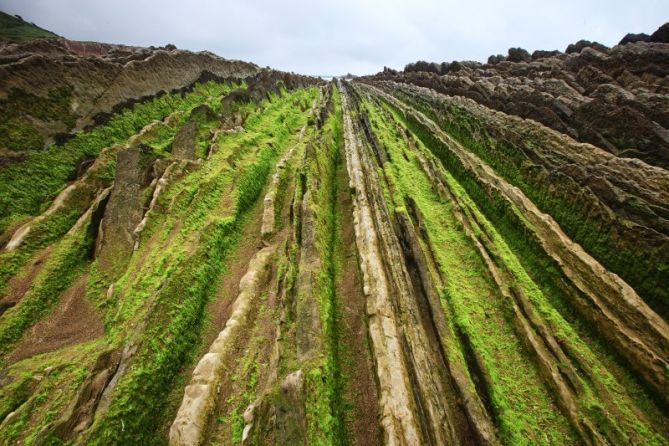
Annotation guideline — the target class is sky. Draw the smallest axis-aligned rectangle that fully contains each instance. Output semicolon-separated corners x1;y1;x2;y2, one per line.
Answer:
1;0;668;76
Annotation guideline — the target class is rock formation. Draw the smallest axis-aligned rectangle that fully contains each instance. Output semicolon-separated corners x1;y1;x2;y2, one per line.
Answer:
369;22;669;169
0;37;259;152
0;19;668;446
95;144;155;277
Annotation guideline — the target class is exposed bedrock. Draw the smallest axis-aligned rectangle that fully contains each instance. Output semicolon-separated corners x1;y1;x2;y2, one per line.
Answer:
240;370;310;446
3;17;669;444
0;38;259;151
47;348;122;441
169;246;275;446
95;144;156;277
170;87;322;446
1;143;121;253
171;104;218;161
366;23;669;169
295;150;323;362
172;122;198;160
340;81;498;445
362;81;669;406
368;80;669;320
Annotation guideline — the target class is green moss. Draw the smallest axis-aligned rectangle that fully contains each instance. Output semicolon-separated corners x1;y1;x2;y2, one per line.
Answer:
0;86;76;151
0;117;44;151
0;81;237;235
216;331;266;444
305;85;348;445
305;366;336;445
0;341;102;445
85;87;320;445
389;89;668;320
364;91;665;444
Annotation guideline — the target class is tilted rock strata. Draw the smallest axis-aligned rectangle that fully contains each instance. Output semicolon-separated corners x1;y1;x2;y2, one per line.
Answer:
368;25;669;169
0;38;259;150
365;81;669;404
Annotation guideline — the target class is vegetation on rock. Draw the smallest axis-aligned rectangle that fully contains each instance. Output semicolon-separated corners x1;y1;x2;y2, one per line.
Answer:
1;18;668;446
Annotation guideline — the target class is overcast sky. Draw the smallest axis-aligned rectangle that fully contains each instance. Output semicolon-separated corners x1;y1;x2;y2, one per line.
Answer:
1;0;667;75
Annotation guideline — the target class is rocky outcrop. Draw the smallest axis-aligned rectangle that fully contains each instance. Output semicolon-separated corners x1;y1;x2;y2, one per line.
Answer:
132;159;199;249
340;82;497;445
367;22;669;169
619;33;651;45
366;81;669;407
2;143;121;252
261;144;297;238
48;349;121;440
0;38;259;151
294;147;322;362
169;246;275;446
171;104;220;160
172;122;198;160
3;16;669;446
565;40;609;54
240;370;308;445
650;23;669;43
370;79;669;320
95;145;156;276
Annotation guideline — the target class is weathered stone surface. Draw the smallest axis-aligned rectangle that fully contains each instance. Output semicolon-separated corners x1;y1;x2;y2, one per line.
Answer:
366;22;669;169
371;79;669;318
49;349;121;440
189;104;217;122
96;145;155;276
240;370;308;446
172;121;197;160
507;47;531;62
368;82;669;406
295;185;322;362
191;353;222;384
2;143;121;252
340;83;489;445
0;38;259;151
170;246;275;446
619;32;651;45
169;384;214;446
261;146;295;238
650;22;669;43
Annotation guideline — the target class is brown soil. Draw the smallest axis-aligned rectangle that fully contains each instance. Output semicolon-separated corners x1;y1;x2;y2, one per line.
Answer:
336;160;382;445
0;247;53;316
209;199;265;335
8;274;104;362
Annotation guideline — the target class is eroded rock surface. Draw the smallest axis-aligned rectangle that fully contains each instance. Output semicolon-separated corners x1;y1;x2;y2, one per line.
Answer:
368;22;669;169
1;19;669;446
172;122;198;160
0;38;258;151
96;144;155;276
